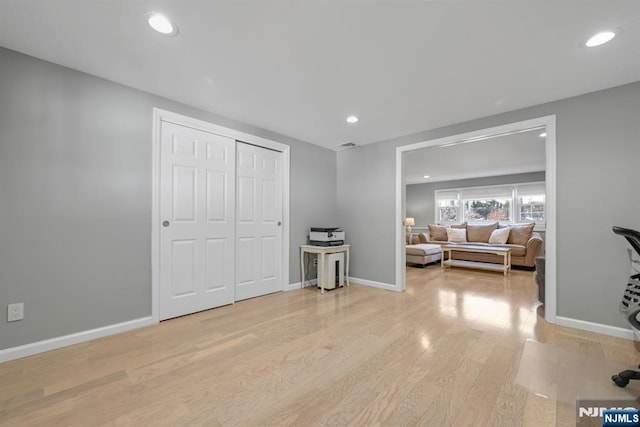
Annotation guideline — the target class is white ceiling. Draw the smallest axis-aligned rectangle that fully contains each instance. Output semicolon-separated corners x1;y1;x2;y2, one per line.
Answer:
404;128;546;184
0;1;638;151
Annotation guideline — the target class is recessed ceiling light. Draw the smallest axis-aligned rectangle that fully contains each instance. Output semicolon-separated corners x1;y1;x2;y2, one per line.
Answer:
585;31;616;47
539;132;547;138
423;175;430;179
346;115;359;124
147;13;178;36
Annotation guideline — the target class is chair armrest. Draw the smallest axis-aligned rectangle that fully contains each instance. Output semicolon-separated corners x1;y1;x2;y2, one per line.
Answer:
523;234;543;266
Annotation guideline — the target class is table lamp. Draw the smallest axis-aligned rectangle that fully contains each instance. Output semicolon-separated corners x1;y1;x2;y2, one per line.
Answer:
406;217;415;233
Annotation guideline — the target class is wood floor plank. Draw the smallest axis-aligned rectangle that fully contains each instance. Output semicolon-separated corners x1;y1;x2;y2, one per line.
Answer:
523;393;557;427
450;344;516;426
1;266;636;425
485;345;529;427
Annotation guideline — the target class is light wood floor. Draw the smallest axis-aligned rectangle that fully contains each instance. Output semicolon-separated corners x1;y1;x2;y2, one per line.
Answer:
2;265;639;426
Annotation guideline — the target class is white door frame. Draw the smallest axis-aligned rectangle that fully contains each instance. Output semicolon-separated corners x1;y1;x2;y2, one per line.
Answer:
151;108;290;323
395;115;557;324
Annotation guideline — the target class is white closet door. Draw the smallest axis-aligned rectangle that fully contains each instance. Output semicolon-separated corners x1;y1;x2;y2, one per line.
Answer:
159;121;235;320
236;142;283;301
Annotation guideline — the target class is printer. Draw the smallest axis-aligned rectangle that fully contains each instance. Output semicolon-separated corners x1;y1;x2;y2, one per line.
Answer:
309;227;345;246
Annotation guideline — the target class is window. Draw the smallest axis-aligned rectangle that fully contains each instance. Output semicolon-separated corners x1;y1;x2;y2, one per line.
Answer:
464;198;511;221
435;190;459;222
439;204;459;222
438;199;459;222
515;182;545;224
518;195;545;222
435;182;545;228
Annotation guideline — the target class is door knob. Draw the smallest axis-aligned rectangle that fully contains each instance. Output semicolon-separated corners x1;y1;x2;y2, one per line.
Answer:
162;221;170;227
277;221;282;226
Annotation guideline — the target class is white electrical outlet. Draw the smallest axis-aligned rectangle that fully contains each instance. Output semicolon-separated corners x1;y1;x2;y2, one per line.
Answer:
8;303;24;322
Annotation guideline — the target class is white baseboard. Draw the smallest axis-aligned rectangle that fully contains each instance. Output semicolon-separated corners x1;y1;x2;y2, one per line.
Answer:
555;316;635;340
289;278;397;292
350;277;400;292
285;281;302;291
286;279;320;291
0;316;155;363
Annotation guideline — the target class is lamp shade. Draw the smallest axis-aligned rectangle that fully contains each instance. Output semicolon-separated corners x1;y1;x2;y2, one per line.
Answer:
405;217;415;226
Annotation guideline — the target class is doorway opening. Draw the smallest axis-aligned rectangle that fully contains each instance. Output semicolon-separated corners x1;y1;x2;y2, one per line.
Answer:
395;115;557;323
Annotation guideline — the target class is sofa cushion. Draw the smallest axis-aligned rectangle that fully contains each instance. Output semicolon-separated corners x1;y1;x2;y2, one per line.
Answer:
488;227;510;245
446;228;467;243
467;222;498;243
428;224;448;241
406;244;442;256
501;244;526;257
417;232;429;244
508;223;535;245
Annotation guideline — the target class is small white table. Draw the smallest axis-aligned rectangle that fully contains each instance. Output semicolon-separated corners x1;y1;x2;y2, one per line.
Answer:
300;244;350;293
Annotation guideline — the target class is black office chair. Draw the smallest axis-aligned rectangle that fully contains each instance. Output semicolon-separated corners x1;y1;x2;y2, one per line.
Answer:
611;226;640;387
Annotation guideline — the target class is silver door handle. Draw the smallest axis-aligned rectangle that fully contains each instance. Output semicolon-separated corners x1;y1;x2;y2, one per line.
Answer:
162;221;170;227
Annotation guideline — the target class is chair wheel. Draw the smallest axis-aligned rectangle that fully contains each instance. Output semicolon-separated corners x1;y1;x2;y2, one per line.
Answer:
613;375;629;388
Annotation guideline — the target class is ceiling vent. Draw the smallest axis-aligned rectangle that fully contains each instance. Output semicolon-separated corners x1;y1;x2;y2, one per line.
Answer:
340;142;357;148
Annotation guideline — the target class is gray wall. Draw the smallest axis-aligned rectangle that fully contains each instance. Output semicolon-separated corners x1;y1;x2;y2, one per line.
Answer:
337;81;640;329
406;172;546;226
337;143;398;287
0;47;337;350
2;44;639;350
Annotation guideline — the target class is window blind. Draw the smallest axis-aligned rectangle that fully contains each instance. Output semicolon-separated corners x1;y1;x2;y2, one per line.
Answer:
435;190;459;200
515;182;545;197
460;186;512;199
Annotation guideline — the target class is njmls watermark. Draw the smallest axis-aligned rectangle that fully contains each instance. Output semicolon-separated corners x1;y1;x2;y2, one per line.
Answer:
577;399;640;427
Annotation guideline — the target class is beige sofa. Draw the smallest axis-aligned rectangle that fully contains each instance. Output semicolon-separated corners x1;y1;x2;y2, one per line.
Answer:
407;222;543;269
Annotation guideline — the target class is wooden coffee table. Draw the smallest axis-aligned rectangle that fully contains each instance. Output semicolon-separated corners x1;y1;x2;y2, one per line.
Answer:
441;244;512;276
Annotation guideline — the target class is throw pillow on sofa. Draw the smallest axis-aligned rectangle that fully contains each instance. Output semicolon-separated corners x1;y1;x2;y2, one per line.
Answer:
417;233;430;244
406;233;421;245
446;228;467;243
467;222;498;243
488;227;510;244
428;224;448;241
508;223;535;245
